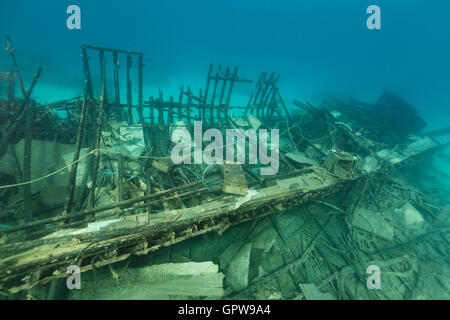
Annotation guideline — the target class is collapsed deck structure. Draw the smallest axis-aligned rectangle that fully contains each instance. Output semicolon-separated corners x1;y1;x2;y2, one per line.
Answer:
0;37;449;299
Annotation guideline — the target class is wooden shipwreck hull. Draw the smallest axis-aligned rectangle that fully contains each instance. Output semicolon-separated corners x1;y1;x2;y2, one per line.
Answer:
0;141;439;294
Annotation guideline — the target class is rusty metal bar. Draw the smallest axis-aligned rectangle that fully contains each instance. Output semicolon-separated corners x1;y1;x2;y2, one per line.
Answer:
98;49;106;101
0;67;42;158
138;53;144;124
203;63;213;123
126;53;133;124
218;66;229;106
168;96;174;124
64;79;88;215
158;89;164;125
225;67;238;108
245;72;264;115
277;88;292;123
149;97;155;125
210;65;221;123
263;74;279;118
112;52;121;121
258;72;274;118
81;45;94;100
187;86;192;123
178;86;184;122
90;49;106;208
4;34;26;97
198;88;203;121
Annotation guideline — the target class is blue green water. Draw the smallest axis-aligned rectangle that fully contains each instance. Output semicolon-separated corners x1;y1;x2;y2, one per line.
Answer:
1;1;449;128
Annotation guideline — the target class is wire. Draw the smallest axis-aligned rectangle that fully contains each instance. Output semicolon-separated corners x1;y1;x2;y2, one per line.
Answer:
184;166;215;198
0;148;166;190
201;163;218;181
0;148;100;190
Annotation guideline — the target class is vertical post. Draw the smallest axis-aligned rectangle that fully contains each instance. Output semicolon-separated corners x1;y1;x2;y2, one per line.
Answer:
253;72;266;106
258;72;274;118
64;80;89;216
137;53;148;150
149;97;155;124
81;44;94;100
267;87;276;118
23;101;33;222
178;86;184;122
265;74;280;118
112;51;121;121
277;88;292;123
210;65;221;124
203;63;213;124
261;74;277;118
126;53;133;124
4;34;27;97
246;72;264;115
99;49;106;102
158;102;164;126
218;66;229;121
187;86;192;124
168;96;174;124
218;66;229;106
225;67;238;107
198;88;203;121
158;89;164;126
138;53;144;124
90;49;106;208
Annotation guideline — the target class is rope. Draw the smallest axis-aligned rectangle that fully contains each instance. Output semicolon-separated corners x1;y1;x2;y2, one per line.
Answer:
0;148;100;190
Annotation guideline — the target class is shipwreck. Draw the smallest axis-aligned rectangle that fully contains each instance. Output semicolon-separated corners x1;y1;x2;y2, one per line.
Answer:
0;36;449;300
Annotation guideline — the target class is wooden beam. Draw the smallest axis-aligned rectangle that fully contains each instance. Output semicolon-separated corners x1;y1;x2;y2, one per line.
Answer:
64;80;88;215
90;49;106;208
210;65;221;123
81;45;94;100
225;67;238;108
126;53;133;124
112;52;120;110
